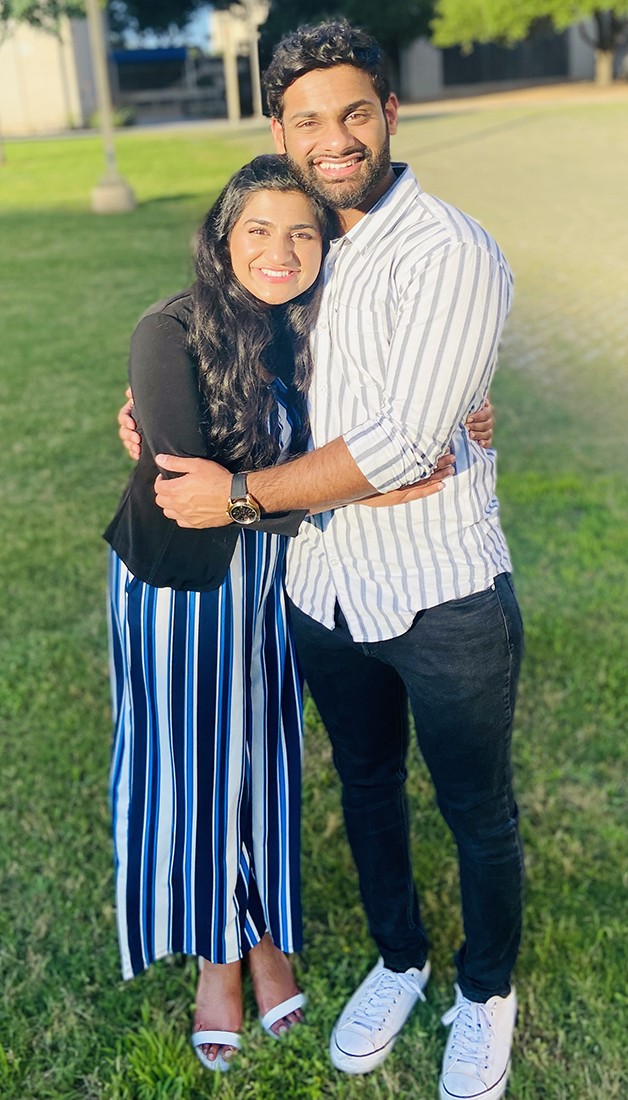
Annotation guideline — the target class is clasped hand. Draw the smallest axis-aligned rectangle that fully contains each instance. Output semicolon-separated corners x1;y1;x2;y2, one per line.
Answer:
154;456;233;528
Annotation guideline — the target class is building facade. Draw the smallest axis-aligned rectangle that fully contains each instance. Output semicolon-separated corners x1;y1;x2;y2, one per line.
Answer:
400;24;598;101
0;18;96;135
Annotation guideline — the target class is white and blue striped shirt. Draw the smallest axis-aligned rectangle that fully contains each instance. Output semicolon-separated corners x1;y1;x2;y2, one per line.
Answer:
285;164;513;643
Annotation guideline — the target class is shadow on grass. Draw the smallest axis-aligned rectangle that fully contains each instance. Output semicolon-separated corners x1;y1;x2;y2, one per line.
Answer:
137;192;206;208
397;109;482;124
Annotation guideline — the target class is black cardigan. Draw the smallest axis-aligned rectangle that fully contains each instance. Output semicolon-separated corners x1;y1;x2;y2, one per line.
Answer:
104;290;306;591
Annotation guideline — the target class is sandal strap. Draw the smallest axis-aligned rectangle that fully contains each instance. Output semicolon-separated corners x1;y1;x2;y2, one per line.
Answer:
260;993;307;1032
192;1030;240;1049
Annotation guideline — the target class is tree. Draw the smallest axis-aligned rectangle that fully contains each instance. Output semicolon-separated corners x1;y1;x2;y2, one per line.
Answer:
259;0;435;87
107;0;211;43
431;0;628;85
0;3;10;161
1;0;83;35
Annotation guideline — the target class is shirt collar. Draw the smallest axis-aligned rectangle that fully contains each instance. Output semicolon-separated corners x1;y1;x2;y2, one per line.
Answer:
330;163;421;256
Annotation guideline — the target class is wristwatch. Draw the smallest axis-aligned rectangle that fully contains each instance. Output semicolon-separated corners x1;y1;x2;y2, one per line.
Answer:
226;472;262;525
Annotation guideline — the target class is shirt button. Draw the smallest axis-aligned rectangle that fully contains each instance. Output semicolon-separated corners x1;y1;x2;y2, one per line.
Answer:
319;320;328;330
318;385;328;395
330;557;339;566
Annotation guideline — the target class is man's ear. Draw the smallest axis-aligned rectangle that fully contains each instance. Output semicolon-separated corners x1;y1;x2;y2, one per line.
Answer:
384;94;399;137
270;117;286;153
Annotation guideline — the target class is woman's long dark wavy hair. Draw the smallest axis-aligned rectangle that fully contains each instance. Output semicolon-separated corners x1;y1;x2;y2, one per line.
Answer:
188;155;337;473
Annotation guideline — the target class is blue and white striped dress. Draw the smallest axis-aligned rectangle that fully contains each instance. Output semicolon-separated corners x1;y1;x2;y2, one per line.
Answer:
107;382;303;980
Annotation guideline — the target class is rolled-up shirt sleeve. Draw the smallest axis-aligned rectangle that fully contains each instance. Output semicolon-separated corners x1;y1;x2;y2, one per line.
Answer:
343;239;513;493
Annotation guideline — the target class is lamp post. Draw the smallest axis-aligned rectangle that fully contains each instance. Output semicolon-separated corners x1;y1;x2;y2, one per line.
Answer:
222;10;241;123
85;0;135;214
242;0;266;119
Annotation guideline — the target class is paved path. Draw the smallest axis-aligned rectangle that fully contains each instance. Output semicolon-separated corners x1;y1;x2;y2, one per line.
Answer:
394;94;628;470
398;79;628;117
7;80;628;143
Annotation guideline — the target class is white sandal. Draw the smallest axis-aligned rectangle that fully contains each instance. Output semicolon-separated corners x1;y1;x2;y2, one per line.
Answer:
191;1029;240;1072
259;993;307;1039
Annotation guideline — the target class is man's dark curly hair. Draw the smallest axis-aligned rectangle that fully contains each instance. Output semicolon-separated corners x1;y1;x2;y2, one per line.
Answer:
263;19;391;120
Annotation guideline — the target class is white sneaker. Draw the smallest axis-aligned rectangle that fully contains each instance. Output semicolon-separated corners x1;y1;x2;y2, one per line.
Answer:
439;984;517;1100
330;956;431;1074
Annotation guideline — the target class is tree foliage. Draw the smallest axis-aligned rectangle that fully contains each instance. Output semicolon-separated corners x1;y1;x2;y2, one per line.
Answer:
0;0;83;38
431;0;628;53
259;0;435;72
107;0;211;39
0;0;234;45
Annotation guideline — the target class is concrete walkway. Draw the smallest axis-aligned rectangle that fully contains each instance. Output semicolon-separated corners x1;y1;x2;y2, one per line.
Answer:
398;78;628;117
3;113;271;143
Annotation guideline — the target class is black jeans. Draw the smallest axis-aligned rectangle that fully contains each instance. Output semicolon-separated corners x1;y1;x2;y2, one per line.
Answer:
289;574;524;1003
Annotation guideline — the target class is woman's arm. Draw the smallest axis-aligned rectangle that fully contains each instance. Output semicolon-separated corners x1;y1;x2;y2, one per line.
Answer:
129;311;209;469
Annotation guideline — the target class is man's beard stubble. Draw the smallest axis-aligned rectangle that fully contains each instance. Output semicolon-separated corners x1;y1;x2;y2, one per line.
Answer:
286;132;392;211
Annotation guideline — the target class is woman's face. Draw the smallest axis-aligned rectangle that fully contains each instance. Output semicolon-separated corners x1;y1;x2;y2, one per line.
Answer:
229;189;323;305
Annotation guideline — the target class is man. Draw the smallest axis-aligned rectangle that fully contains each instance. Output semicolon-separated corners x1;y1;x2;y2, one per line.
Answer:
120;21;523;1100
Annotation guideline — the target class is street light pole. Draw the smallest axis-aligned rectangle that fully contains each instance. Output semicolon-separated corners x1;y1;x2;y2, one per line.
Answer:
85;0;135;213
243;0;264;118
222;11;241;123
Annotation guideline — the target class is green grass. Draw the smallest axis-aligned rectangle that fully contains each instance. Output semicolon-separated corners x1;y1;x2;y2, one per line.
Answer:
1;106;627;1098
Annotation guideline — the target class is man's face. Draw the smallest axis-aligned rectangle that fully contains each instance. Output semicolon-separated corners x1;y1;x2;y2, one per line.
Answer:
271;64;398;211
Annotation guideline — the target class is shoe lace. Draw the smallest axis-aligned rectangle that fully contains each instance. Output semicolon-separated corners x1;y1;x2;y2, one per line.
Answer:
441;997;493;1069
350;970;427;1034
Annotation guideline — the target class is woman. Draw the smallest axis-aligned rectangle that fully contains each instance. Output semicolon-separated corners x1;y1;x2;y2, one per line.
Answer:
105;155;332;1072
105;156;458;1073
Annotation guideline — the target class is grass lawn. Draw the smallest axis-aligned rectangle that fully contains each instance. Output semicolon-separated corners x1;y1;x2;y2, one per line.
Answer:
1;105;627;1099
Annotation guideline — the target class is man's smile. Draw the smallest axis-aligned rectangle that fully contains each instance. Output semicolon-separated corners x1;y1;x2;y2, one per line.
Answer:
311;154;365;180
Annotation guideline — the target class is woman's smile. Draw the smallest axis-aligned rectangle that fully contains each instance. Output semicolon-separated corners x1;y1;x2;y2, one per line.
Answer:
253;266;299;282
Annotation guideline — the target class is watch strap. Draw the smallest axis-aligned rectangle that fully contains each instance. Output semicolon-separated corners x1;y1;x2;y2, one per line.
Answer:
231;472;248;501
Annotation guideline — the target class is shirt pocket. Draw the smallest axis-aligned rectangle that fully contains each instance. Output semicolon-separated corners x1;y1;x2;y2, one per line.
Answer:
332;299;384;340
331;301;389;396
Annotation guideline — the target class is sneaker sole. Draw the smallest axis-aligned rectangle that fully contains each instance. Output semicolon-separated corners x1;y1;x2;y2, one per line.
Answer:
438;1057;511;1100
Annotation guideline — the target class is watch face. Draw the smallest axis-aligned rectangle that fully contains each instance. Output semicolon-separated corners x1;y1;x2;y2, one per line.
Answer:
229;502;259;525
